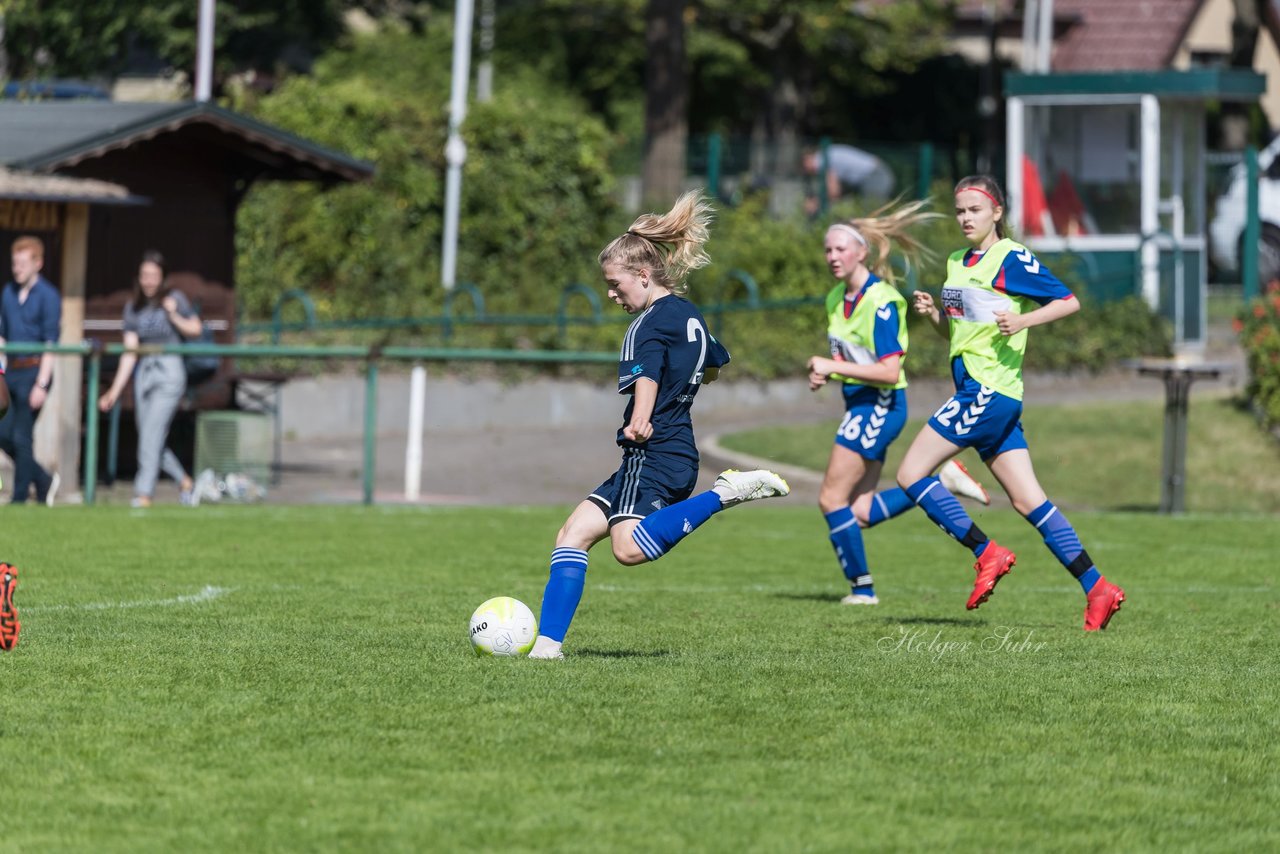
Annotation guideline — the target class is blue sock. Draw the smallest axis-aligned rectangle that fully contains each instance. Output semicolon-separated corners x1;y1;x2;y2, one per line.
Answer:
1025;500;1100;593
631;490;722;561
865;488;915;528
825;507;873;595
538;547;588;642
906;476;989;556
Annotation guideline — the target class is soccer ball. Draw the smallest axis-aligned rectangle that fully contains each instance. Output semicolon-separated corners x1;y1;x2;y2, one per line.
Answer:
469;596;537;657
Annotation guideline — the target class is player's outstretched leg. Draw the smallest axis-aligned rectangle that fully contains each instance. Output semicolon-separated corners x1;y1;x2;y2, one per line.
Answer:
1021;499;1126;630
939;459;990;505
629;469;790;562
904;475;1015;610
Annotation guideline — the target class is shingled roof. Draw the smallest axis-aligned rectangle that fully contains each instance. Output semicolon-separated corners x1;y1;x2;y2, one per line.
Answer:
0;167;145;204
0;100;373;184
1050;0;1206;71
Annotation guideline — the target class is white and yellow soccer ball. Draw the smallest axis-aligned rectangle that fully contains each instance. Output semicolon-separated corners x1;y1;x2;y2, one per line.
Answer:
469;597;538;657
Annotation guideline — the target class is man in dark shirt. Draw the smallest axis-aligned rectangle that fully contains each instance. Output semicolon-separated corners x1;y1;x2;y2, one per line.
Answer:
0;236;62;505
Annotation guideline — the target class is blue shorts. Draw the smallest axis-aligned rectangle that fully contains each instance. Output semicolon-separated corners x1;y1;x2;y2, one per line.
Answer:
927;378;1027;461
834;386;907;462
588;447;699;527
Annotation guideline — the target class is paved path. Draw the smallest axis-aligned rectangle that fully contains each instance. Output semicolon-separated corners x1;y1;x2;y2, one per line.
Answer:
251;363;1246;508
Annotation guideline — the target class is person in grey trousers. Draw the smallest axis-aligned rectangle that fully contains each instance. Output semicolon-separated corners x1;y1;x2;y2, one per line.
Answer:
97;250;202;508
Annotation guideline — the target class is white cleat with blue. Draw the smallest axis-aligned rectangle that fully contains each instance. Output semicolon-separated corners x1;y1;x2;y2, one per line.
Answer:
713;469;791;508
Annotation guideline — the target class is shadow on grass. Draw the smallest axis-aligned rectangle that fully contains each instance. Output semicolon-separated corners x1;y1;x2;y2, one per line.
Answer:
875;615;978;626
771;592;842;603
573;648;673;659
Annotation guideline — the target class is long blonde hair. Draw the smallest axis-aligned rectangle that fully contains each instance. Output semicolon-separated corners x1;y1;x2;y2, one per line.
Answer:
598;190;714;296
829;197;941;286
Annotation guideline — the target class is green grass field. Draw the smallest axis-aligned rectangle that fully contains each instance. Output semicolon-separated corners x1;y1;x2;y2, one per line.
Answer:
721;394;1280;514
1;504;1276;851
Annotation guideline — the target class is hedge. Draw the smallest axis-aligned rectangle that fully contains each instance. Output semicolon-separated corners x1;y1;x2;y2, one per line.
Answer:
1238;282;1280;427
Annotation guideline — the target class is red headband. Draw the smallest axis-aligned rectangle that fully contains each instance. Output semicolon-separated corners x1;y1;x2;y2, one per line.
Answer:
956;186;1000;206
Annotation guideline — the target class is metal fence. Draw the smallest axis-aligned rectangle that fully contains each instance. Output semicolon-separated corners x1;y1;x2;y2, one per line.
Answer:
3;340;619;507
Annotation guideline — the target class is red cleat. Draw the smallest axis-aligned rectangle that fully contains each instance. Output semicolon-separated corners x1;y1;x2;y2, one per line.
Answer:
967;541;1015;610
1084;578;1125;631
0;563;18;651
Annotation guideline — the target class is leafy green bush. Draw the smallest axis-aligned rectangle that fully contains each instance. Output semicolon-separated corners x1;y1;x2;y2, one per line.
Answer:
1238;282;1280;426
230;28;1169;381
233;24;617;322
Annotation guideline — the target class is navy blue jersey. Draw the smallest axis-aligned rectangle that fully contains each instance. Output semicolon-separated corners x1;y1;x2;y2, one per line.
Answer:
616;295;730;460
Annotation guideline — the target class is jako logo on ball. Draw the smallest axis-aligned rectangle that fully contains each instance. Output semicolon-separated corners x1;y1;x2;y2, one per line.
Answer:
468;597;537;657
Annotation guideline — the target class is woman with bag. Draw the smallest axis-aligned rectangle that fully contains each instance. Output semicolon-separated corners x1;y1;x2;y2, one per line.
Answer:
98;250;202;507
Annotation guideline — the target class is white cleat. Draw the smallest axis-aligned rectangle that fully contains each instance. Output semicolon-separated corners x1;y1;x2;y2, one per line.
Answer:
840;593;880;606
939;459;990;505
713;469;791;508
527;635;565;660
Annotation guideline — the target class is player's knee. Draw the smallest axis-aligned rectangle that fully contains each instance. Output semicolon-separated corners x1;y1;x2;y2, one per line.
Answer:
613;547;648;566
817;487;847;515
850;494;874;526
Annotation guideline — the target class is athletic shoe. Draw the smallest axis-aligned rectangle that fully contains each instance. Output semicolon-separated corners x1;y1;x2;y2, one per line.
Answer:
840;592;880;605
130;496;152;509
967;541;1016;610
939;459;990;505
0;563;19;652
45;472;61;507
527;636;565;660
1084;579;1126;631
713;469;791;508
194;469;220;505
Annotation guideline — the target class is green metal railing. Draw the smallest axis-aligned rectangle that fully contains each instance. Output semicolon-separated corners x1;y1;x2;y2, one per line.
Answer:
239;274;832;345
3;341;617;508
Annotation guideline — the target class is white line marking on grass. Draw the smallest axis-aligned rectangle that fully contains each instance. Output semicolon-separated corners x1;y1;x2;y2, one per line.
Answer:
25;585;234;614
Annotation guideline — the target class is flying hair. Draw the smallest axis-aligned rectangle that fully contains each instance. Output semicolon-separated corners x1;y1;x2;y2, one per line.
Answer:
828;197;942;285
598;190;714;296
954;175;1007;239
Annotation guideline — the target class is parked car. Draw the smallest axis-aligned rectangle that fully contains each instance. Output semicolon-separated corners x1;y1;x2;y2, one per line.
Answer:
1208;134;1280;286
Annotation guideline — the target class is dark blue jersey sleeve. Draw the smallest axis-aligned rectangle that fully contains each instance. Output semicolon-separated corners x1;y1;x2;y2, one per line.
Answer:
618;321;668;394
872;303;904;360
997;248;1074;305
706;332;730;369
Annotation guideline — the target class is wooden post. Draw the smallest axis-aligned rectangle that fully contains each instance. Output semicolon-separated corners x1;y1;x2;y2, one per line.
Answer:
36;202;88;496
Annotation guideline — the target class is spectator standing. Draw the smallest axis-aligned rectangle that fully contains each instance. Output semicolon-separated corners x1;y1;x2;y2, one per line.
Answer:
97;250;201;508
0;235;62;505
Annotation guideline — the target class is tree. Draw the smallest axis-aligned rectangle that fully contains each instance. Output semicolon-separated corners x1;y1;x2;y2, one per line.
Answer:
642;0;687;204
0;0;346;88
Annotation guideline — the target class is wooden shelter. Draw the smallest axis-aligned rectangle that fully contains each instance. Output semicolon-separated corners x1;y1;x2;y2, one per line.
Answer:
0;101;374;496
0;167;146;495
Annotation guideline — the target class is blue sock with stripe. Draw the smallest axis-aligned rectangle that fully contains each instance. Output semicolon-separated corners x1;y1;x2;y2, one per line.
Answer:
631;490;722;561
538;547;588;642
1025;500;1100;593
906;476;990;556
825;507;873;596
865;488;915;528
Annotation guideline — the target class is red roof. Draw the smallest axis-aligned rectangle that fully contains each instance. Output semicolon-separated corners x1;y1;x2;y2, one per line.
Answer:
948;0;1205;72
1051;0;1205;71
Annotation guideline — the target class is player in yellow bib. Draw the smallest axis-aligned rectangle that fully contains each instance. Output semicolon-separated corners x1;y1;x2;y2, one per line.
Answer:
805;202;989;606
894;175;1126;631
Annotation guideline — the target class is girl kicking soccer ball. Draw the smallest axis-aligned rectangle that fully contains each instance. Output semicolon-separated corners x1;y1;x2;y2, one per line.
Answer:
529;191;790;660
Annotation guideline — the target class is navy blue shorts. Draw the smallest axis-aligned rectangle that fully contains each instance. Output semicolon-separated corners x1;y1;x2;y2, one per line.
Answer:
926;379;1027;461
834;385;907;463
588;448;699;526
